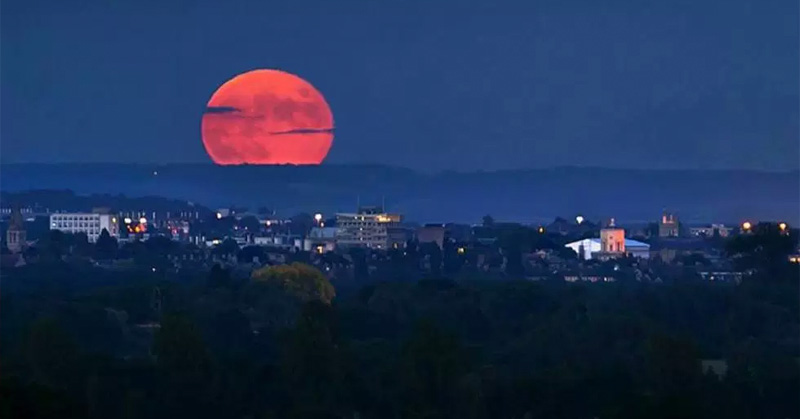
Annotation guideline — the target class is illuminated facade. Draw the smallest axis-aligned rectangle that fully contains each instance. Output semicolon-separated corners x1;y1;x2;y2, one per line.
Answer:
600;220;626;253
689;224;732;238
50;212;119;242
565;238;650;260
659;212;680;237
335;206;402;249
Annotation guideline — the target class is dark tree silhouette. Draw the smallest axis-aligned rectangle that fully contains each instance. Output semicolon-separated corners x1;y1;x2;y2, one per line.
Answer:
94;229;118;260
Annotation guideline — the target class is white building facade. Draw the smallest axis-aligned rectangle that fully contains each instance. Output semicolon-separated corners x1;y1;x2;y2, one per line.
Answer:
50;213;119;242
565;238;650;260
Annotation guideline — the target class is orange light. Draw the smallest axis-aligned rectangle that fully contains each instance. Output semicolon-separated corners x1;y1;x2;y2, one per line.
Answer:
742;221;752;231
779;222;787;231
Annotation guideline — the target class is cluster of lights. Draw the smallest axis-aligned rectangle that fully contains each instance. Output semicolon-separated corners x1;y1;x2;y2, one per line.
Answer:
741;221;790;233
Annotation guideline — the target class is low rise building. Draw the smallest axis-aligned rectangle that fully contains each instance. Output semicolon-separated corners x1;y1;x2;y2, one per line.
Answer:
308;226;338;253
565;238;651;260
50;212;119;242
417;224;446;249
565;221;650;260
689;224;733;238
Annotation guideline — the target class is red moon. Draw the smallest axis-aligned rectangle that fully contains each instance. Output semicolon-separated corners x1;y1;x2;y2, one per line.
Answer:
201;69;334;165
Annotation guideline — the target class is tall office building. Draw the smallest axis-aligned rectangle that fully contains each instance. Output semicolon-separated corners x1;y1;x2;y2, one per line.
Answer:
335;206;402;249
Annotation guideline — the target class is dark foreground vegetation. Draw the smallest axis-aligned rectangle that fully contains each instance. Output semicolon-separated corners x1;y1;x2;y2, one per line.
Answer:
1;237;798;419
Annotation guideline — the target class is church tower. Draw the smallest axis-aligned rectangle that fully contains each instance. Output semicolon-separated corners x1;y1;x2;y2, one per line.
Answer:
600;218;625;254
6;206;27;253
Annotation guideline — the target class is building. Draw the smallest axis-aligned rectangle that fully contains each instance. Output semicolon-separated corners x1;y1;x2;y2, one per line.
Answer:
565;220;649;260
6;207;27;253
335;206;402;249
600;219;626;253
417;224;446;249
689;224;733;238
50;212;120;242
307;226;338;253
659;212;680;238
565;238;651;260
387;226;412;249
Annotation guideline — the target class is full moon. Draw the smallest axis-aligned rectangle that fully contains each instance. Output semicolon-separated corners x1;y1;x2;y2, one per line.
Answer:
201;69;334;165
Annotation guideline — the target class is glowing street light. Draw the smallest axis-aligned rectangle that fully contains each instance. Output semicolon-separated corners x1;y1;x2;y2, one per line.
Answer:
576;215;585;225
742;221;752;231
779;222;788;232
538;226;545;234
216;212;222;219
139;217;147;224
314;213;323;223
124;217;132;224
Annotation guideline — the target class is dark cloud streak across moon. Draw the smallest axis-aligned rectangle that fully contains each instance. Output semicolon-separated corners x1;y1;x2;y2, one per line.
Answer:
268;128;334;135
205;106;242;114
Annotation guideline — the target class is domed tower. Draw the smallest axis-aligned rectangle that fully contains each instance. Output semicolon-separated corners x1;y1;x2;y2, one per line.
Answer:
6;206;27;253
600;218;625;254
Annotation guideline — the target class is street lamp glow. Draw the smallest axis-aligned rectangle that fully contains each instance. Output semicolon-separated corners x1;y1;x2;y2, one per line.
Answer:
216;212;222;219
139;217;147;224
742;221;752;231
779;222;788;231
123;217;132;224
576;215;584;225
314;213;323;223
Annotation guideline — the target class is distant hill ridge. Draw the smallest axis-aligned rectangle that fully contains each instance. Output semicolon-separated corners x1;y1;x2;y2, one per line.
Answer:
1;164;797;224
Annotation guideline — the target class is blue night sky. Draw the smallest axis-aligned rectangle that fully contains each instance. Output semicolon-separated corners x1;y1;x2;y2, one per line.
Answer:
2;0;798;171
